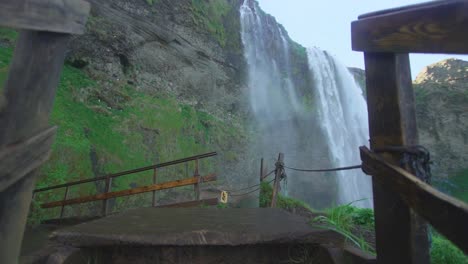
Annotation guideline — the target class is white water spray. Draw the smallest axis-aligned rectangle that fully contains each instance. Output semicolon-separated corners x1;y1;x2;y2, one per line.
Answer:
307;48;372;208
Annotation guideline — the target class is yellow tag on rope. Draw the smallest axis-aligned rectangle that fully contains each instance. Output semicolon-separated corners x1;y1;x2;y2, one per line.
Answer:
220;191;228;204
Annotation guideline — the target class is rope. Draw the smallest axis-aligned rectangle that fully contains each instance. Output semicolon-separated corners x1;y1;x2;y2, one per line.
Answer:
284;164;362;173
204;176;275;195
229;178;277;197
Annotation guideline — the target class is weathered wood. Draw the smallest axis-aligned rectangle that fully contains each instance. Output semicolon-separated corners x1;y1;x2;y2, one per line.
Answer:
42;174;217;209
156;198;219;208
0;0;90;34
60;186;69;218
34;152;217;193
152;168;158;207
352;0;468;54
0;30;72;264
270;153;284;208
361;146;468;254
363;53;429;263
0;126;56;192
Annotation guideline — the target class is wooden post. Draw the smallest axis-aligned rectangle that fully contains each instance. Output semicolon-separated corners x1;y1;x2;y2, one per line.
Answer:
271;153;284;208
364;53;429;264
193;159;200;200
60;186;69;218
0;31;71;264
102;177;112;216
260;158;264;182
152;168;157;207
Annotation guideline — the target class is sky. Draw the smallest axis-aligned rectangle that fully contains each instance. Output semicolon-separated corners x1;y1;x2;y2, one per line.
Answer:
256;0;468;79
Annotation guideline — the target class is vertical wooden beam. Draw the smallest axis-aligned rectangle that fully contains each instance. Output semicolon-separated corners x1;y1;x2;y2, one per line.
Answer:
260;158;264;182
270;153;284;208
152;168;157;207
102;177;112;216
364;52;429;264
60;186;69;218
0;30;70;264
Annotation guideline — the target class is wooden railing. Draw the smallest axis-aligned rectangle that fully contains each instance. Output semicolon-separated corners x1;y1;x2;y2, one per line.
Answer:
351;1;468;263
33;152;218;219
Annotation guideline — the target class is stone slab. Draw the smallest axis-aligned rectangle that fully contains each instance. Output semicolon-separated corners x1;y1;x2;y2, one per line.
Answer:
51;208;343;248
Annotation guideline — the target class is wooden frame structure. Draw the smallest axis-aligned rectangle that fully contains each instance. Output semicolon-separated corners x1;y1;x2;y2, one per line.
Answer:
352;1;468;263
0;0;90;263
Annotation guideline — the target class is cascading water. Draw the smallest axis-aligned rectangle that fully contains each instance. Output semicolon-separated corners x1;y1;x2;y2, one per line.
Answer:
240;0;372;208
307;48;373;208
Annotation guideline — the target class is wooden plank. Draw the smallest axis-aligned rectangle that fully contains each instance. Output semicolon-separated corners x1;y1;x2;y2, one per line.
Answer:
34;152;217;193
0;126;56;192
270;153;284;208
363;53;429;264
361;146;468;254
156;198;219;208
0;30;71;264
0;0;90;34
352;0;468;54
41;174;217;209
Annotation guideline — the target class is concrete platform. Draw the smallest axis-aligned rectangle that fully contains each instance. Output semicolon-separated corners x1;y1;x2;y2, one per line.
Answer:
45;208;359;264
52;208;342;247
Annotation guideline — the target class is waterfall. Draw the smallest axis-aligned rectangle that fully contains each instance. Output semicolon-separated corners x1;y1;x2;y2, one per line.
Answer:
307;48;373;208
240;0;372;208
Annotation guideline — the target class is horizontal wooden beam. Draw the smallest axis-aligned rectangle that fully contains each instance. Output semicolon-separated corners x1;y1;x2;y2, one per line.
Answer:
360;146;468;254
352;0;468;54
41;174;217;209
0;0;90;34
155;198;219;208
0;126;56;192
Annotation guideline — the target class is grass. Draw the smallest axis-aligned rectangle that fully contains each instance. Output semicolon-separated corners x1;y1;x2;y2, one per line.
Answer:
191;0;231;47
260;179;466;262
312;202;375;255
259;181;313;212
431;234;468;264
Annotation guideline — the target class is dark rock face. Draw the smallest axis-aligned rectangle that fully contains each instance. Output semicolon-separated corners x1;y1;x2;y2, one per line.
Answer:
414;59;468;177
68;0;245;116
348;60;468;178
348;67;366;94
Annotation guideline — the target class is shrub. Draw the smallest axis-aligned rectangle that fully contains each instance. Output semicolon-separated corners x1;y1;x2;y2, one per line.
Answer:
431;235;468;264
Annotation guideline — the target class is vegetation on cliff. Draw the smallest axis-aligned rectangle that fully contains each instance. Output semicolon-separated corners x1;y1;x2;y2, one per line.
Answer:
0;28;247;222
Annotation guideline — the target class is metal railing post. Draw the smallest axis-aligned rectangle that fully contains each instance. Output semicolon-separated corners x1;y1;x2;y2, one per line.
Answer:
194;159;200;200
60;186;69;218
152;168;158;207
102;176;112;216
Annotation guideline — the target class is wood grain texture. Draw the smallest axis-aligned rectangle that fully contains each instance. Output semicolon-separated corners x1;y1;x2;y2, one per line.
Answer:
363;53;429;264
42;174;217;208
352;0;468;54
0;0;90;34
361;146;468;255
0;126;56;192
0;30;70;264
